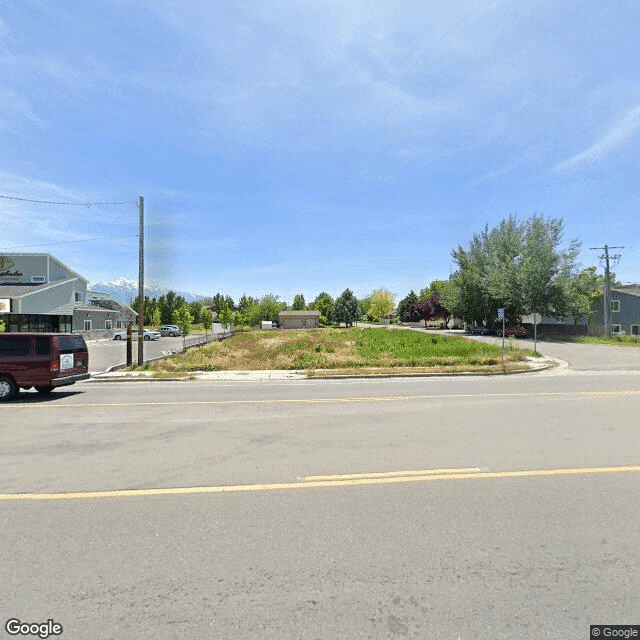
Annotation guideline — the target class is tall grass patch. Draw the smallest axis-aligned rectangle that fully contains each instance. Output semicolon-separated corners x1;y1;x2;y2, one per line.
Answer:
139;327;525;373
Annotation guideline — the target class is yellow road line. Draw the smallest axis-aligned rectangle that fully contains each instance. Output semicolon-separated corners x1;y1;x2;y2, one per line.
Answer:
1;465;639;502
300;467;483;481
3;389;640;409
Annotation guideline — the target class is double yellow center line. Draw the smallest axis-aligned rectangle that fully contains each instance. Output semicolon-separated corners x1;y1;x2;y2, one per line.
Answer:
2;465;639;502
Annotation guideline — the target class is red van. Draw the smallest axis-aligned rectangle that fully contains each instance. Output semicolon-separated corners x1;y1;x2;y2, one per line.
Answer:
0;333;90;401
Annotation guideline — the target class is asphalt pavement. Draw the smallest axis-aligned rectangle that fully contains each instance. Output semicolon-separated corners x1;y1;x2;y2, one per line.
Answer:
86;324;227;373
1;358;639;639
450;329;640;371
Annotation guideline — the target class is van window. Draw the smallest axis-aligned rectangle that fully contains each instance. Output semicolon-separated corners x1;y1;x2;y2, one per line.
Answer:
57;336;86;351
0;336;31;357
35;336;51;356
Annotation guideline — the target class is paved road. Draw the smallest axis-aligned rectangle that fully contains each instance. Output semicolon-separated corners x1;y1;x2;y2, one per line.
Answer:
1;365;639;639
445;329;640;371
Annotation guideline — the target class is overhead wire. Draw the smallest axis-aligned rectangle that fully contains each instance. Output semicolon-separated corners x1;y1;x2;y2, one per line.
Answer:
0;194;137;207
0;235;138;250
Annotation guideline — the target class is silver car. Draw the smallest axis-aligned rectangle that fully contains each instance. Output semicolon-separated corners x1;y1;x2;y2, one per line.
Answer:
158;325;182;337
113;329;161;341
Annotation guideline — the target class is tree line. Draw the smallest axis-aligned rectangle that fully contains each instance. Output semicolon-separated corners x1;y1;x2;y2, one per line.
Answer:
131;287;398;330
397;213;608;326
130;213;609;332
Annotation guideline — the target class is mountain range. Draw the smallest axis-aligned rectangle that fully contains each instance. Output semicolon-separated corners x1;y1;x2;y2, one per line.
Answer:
88;278;205;305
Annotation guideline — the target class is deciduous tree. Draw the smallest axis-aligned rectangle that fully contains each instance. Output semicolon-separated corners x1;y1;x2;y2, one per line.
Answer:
201;308;213;337
310;292;334;320
188;300;204;324
172;303;193;351
368;288;396;321
449;213;583;326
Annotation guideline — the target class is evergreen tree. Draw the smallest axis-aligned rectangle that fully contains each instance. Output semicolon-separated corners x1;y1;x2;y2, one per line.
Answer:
292;293;307;310
332;289;359;327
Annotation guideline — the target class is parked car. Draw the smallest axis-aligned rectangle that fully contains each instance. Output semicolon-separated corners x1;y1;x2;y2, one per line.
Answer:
467;324;494;335
0;333;90;401
113;329;161;341
158;325;182;337
496;326;529;338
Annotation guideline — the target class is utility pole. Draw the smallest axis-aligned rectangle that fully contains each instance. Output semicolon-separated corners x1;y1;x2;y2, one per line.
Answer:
137;195;144;365
590;244;624;337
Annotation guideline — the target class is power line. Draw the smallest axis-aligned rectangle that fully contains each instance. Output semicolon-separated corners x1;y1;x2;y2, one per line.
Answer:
0;194;136;207
0;234;138;250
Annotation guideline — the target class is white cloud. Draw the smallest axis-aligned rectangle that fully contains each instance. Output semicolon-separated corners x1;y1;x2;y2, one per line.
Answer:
553;104;640;172
0;87;45;129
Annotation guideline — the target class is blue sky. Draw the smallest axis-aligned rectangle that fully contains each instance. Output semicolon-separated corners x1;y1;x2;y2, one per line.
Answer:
1;0;639;303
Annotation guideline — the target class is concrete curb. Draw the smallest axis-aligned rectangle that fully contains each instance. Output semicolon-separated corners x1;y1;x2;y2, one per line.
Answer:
86;357;558;382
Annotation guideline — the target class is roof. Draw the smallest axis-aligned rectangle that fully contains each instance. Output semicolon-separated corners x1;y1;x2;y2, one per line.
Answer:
0;252;88;284
278;310;321;316
0;283;52;298
88;297;137;315
612;286;640;298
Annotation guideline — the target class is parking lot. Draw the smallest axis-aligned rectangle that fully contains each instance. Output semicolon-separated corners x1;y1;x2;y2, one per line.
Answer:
86;324;227;373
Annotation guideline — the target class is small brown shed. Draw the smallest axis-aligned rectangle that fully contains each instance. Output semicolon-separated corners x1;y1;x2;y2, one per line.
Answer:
278;310;320;329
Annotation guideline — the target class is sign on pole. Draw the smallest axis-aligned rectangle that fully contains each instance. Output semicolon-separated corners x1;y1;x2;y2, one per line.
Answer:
498;308;506;354
532;312;541;353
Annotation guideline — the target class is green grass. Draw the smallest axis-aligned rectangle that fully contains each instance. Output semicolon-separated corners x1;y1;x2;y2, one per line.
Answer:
136;327;534;374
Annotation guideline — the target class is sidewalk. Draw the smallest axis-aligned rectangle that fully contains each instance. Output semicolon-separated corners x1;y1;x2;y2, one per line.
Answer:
90;369;307;381
88;355;557;382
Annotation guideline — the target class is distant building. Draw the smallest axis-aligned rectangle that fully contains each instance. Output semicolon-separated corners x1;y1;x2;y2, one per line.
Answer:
0;253;135;334
591;286;640;336
278;310;320;329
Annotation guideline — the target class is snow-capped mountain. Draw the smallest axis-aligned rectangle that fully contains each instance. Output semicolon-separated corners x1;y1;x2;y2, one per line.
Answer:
88;278;205;305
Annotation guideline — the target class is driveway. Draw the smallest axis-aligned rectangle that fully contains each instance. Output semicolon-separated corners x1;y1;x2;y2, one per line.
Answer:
446;329;640;372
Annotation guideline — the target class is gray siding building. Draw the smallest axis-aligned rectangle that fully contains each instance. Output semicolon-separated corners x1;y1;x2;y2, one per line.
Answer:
0;253;135;334
591;285;640;336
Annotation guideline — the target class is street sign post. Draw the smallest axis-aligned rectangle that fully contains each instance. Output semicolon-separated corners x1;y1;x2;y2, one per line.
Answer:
497;308;505;368
532;312;542;353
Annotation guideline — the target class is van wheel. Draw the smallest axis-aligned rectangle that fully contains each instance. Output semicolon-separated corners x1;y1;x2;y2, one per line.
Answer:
144;335;150;341
35;385;54;395
0;375;18;401
114;335;122;340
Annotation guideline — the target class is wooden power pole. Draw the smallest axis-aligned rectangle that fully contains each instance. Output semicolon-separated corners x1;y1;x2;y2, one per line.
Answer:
137;195;144;365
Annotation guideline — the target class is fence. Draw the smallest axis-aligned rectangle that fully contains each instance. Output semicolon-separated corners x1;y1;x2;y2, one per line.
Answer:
522;323;590;338
175;328;235;353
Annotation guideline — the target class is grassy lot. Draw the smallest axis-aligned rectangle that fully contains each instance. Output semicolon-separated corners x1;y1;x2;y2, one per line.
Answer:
138;327;536;375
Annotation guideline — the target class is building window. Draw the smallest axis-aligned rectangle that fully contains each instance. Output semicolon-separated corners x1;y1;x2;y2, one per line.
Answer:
105;320;112;330
610;324;621;334
84;320;92;331
610;300;620;312
75;292;83;303
116;320;122;329
631;325;639;336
